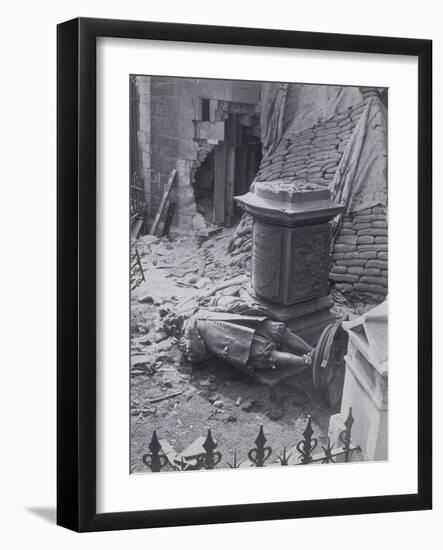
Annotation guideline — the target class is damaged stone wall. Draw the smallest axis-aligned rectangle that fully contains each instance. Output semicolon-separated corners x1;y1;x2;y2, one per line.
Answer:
133;76;260;233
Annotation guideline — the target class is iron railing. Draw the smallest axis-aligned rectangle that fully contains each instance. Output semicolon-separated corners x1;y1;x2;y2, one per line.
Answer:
141;408;359;472
131;172;146;222
130;246;145;291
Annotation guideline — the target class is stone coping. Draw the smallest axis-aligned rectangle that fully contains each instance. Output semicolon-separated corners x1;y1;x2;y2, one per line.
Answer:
235;190;344;226
254;180;330;203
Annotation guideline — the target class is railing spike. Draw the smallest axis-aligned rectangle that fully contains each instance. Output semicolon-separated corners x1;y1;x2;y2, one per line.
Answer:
141;413;358;471
196;429;222;469
248;425;272;467
339;407;354;462
142;430;168;472
296;415;318;464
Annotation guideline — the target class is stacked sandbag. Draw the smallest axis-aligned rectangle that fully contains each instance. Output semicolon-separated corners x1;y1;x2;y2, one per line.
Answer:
255;102;365;187
229;103;366;266
228;207;388;304
229;100;387;305
329;205;387;302
226;214;253;269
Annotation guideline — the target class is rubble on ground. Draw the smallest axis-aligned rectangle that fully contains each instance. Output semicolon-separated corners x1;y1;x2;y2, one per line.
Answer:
130;226;331;472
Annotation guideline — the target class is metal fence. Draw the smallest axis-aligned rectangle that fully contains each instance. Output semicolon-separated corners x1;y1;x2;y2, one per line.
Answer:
130;247;145;291
130;172;146;222
141;408;359;472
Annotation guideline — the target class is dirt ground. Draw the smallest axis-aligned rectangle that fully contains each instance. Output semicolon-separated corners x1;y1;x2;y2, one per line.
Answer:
130;227;333;473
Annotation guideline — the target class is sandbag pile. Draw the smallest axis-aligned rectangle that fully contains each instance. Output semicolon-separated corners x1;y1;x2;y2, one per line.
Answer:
228;103;367;272
229;98;388;305
226;214;253;269
255;102;365;187
330;205;387;302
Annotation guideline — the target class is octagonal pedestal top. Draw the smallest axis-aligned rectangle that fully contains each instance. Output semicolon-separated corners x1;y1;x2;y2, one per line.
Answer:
235;179;344;226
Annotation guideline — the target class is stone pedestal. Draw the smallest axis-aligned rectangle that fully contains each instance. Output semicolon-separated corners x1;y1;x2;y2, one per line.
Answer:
235;180;344;343
339;301;388;461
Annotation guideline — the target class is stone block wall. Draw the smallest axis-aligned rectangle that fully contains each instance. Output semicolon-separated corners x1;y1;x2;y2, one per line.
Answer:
134;76;260;233
133;76;151;220
149;77;181;221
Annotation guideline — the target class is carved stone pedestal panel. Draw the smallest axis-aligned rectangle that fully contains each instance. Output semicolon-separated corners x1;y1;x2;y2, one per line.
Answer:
252;219;330;305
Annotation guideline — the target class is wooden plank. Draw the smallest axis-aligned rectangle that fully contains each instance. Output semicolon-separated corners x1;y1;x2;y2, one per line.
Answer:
213;144;227;224
149;168;177;236
225;145;236;223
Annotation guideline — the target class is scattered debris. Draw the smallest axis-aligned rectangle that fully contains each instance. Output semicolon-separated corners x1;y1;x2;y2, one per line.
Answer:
173;435;211;469
241;399;254;412
223;414;238;423
130;224;332;472
268;403;284;420
148;391;184;404
153;331;168;343
135;333;152;345
138;293;154;304
132;354;152;366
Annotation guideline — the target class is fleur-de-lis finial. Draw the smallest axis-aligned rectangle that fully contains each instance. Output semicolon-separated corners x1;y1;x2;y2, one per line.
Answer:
248;425;272;467
296;416;318;464
142;430;168;472
196;429;222;469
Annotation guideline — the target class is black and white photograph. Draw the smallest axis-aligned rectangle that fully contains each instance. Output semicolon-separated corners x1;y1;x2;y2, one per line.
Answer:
0;1;436;544
129;76;388;473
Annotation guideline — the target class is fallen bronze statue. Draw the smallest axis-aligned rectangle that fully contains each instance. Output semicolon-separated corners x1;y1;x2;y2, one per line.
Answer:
166;294;347;409
171;295;315;375
178;311;314;375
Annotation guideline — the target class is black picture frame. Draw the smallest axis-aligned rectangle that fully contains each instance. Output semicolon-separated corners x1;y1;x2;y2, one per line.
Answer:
57;17;432;532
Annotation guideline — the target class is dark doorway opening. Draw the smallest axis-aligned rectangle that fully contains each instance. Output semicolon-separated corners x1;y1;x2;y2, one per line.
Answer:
193;115;262;226
193;149;215;224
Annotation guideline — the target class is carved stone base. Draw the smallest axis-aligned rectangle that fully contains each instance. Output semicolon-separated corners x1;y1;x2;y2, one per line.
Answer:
252;219;331;306
240;285;338;346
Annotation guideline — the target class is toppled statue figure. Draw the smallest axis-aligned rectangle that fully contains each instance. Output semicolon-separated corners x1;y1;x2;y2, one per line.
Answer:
176;295;314;375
